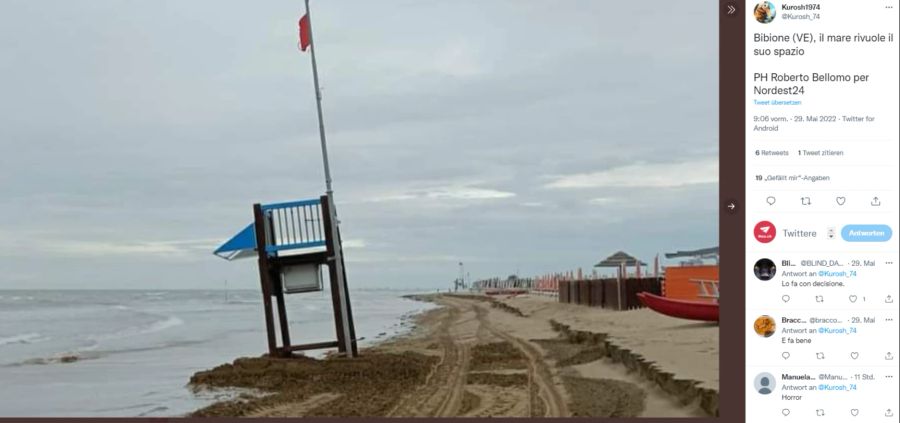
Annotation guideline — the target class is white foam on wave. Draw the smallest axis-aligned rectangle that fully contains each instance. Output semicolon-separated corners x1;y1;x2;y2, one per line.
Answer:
8;316;187;368
0;333;46;347
88;315;185;342
142;292;167;299
8;296;36;302
144;316;184;334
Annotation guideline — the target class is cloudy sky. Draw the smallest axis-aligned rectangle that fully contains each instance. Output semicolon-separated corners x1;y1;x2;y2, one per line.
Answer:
0;1;718;290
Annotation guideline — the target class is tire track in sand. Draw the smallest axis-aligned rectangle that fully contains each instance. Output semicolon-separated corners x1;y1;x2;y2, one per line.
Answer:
433;336;470;416
390;296;566;417
471;301;568;417
389;304;470;417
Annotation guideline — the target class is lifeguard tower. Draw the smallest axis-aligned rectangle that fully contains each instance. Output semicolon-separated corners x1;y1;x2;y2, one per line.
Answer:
212;0;359;358
213;195;358;358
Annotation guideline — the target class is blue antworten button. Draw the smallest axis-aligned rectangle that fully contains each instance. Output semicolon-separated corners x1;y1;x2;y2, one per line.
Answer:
841;225;893;242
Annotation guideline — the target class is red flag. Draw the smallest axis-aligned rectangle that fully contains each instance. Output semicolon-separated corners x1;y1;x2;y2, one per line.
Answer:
298;14;311;52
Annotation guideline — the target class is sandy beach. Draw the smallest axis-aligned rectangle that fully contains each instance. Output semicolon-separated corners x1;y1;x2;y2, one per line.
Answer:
189;293;718;417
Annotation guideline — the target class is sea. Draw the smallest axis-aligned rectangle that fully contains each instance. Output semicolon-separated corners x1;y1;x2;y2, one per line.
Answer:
0;289;438;417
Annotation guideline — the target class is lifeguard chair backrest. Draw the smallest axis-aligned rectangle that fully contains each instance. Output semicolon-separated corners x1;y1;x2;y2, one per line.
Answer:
213;197;327;260
259;198;327;254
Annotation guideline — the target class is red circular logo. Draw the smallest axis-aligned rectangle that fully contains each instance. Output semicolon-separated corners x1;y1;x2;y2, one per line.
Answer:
754;221;776;243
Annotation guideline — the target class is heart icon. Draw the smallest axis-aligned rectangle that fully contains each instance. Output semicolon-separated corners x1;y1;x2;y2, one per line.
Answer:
850;295;858;303
851;409;859;416
782;352;790;359
782;295;791;303
836;196;846;205
767;196;776;205
851;352;859;359
782;408;791;416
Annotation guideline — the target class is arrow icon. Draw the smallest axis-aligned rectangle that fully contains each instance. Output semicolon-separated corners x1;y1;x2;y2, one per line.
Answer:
727;4;736;14
724;199;738;214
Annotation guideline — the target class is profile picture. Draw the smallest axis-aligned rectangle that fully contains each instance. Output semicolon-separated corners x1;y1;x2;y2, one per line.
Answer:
753;315;776;338
753;220;776;243
754;258;777;281
754;1;776;24
754;372;776;395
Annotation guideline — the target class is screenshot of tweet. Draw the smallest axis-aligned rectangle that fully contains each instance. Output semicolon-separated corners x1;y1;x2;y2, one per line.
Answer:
744;1;899;421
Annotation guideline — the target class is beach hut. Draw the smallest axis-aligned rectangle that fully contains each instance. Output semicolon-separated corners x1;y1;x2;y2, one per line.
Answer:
594;251;647;279
594;251;647;310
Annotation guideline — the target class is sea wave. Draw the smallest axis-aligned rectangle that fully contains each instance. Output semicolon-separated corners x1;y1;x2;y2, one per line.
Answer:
6;338;209;367
3;295;36;302
3;314;189;366
0;332;47;347
140;316;184;334
139;292;169;301
14;351;105;366
89;315;185;342
224;300;257;305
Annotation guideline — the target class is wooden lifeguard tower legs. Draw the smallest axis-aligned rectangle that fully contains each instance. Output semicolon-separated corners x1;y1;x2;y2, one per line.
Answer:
252;203;279;356
321;196;358;357
252;196;357;358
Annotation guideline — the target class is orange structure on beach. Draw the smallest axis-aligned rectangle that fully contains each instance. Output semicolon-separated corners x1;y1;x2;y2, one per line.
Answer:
661;247;719;303
662;265;719;303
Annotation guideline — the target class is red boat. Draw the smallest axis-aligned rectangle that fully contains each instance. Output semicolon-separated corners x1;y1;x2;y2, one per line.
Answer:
636;292;719;322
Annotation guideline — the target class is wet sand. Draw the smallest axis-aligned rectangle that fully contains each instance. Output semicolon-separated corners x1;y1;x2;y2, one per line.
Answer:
189;293;716;417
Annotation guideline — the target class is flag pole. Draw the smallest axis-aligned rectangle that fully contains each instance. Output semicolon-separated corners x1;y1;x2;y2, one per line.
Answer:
304;0;354;357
